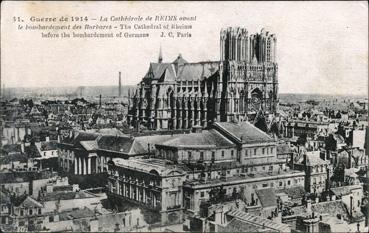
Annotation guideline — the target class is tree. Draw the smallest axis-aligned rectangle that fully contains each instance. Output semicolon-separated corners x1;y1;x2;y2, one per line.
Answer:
209;186;226;204
306;100;319;106
297;134;307;146
254;114;268;133
270;122;280;137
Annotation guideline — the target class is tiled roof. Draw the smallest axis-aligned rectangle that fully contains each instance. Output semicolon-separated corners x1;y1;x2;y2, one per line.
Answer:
59;207;96;221
172;54;188;64
39;141;58;151
0;153;28;164
311;200;349;220
144;63;172;80
97;135;134;154
331;185;362;197
80;140;99;151
185;170;304;187
276;186;305;200
62;131;99;148
19;196;43;208
65;132;175;155
218;218;259;232
213;121;274;144
85;128;125;136
226;209;290;232
157;129;234;148
305;153;328;166
144;60;219;82
131;134;174;154
1;144;22;154
290;205;307;216
176;62;219;81
161;65;177;82
321;216;351;233
255;188;277;208
277;143;292;154
40;190;96;202
112;158;185;177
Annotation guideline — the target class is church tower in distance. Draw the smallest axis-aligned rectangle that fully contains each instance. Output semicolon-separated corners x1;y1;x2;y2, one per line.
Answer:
219;27;278;123
128;27;279;130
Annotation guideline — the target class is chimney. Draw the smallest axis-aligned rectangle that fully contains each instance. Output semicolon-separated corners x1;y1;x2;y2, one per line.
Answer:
306;199;312;213
214;208;223;224
348;148;352;169
21;142;25;153
291;152;294;170
118;71;122;98
99;94;102;107
326;168;330;191
158;45;163;63
350;196;353;217
192;125;203;133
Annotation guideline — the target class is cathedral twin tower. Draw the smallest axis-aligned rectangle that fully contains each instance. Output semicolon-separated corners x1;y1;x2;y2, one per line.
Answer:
128;27;278;130
220;27;277;63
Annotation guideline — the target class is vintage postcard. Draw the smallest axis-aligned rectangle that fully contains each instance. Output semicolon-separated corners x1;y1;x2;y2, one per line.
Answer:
1;1;368;232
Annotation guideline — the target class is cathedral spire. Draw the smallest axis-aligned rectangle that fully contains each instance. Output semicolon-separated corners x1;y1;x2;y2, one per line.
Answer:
198;80;202;98
158;45;163;63
209;82;214;97
204;82;208;98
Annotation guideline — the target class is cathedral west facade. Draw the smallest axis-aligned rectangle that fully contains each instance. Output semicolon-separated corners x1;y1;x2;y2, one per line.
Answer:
128;27;279;130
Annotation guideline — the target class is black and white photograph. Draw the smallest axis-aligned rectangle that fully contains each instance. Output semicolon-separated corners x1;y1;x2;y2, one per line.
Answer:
1;1;368;232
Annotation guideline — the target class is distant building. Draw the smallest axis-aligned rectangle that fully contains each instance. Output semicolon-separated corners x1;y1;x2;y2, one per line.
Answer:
2;122;28;145
208;208;290;232
12;196;44;232
0;152;35;171
39;190;101;213
128;27;278;130
284;120;330;138
0;191;13;231
294;151;331;194
0;170;59;198
57;130;175;175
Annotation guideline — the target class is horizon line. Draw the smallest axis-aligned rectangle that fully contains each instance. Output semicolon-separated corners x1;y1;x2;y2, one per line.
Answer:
1;85;367;98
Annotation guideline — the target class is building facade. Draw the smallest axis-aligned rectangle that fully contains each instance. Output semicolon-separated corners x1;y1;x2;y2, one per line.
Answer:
128;27;278;130
107;122;305;221
107;158;186;225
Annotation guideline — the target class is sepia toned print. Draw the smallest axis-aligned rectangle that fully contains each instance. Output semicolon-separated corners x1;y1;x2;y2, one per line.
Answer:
1;1;368;232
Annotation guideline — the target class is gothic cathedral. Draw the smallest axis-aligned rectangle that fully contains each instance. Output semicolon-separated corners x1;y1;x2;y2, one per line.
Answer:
128;27;278;130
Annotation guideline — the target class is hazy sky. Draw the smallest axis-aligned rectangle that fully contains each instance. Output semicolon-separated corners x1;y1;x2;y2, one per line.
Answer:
1;1;368;95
